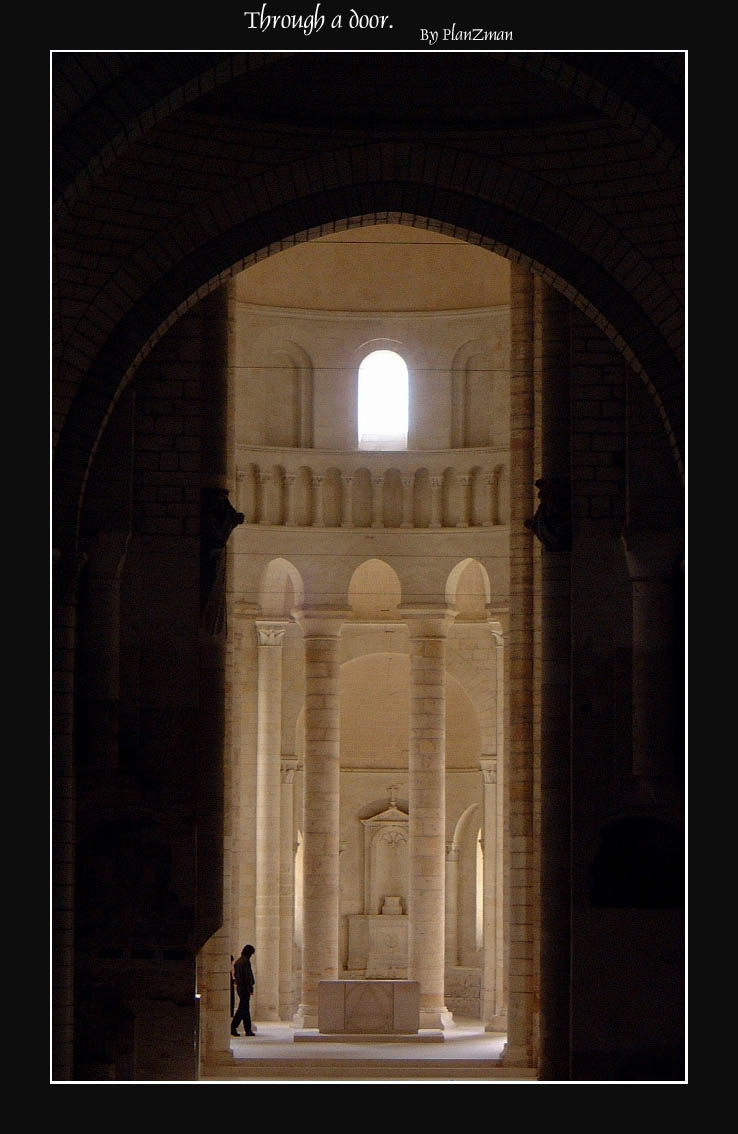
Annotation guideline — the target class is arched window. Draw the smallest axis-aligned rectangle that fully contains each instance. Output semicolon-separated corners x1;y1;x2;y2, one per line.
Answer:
357;349;408;450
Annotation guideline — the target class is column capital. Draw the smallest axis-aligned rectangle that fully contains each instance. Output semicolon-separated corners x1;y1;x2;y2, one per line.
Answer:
255;619;290;646
479;755;498;784
281;756;299;783
486;604;510;638
293;606;348;638
402;605;456;639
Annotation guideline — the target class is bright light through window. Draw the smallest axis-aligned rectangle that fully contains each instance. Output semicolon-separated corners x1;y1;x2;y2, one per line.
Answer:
358;350;408;450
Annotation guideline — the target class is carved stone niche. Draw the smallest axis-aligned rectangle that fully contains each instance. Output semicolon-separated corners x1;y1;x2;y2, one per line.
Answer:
347;805;409;978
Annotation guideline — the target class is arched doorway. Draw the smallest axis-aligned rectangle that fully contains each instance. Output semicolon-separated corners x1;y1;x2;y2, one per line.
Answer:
53;52;684;1082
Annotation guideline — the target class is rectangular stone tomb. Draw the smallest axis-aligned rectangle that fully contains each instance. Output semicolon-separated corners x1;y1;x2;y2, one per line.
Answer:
317;980;421;1035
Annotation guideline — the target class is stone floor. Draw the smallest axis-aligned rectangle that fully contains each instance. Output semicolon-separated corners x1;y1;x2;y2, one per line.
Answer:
201;1018;537;1083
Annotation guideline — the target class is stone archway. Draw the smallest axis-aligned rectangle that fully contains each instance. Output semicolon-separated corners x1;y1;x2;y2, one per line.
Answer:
53;54;684;1081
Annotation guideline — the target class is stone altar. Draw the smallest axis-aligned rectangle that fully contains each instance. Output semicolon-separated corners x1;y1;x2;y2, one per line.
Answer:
318;980;420;1034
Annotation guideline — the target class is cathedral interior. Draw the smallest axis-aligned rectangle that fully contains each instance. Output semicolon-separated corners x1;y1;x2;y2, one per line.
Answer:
52;50;685;1083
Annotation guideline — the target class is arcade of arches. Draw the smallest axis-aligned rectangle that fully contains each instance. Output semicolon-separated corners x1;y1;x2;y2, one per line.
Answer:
53;52;685;1082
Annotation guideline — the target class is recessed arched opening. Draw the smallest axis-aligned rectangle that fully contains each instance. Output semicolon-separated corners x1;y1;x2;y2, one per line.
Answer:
357;349;408;451
347;558;402;619
258;557;304;618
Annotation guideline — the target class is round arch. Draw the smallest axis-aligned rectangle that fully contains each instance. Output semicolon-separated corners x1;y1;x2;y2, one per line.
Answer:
347;558;402;619
258;558;304;618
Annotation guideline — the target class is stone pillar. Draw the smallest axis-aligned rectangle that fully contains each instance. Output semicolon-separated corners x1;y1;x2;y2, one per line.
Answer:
430;476;443;528
254;620;289;1020
341;474;354;528
284;473;297;526
280;757;299;1020
489;621;507;1029
457;475;472;527
405;607;455;1030
311;475;324;527
293;609;345;1028
258;470;270;525
480;754;505;1029
503;263;536;1067
371;474;384;528
445;844;459;965
198;929;234;1070
486;471;498;526
401;474;414;528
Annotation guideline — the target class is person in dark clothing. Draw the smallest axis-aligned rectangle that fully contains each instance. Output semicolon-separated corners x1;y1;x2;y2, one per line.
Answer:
231;945;255;1037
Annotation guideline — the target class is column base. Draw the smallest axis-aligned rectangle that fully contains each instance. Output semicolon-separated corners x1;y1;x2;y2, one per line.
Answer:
502;1042;533;1066
257;1008;281;1022
485;1014;508;1032
293;1003;317;1030
419;1006;454;1030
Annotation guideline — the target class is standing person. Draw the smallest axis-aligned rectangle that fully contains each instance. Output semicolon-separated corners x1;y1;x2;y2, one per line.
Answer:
231;945;255;1037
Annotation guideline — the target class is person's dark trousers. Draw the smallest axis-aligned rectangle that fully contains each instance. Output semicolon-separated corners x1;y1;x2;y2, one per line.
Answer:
232;995;253;1036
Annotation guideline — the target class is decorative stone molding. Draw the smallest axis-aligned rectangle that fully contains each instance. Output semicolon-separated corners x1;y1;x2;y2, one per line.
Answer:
479;755;498;785
235;445;509;529
255;621;289;647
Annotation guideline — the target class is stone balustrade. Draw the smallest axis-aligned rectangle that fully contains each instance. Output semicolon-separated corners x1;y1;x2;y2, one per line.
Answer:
236;446;508;529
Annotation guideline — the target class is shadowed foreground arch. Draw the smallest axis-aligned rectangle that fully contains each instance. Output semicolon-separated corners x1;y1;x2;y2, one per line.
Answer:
53;53;684;1082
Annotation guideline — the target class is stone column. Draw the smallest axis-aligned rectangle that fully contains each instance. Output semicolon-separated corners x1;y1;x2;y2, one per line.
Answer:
405;607;455;1030
430;476;443;528
279;756;299;1020
284;473;297;526
258;470;270;525
480;755;505;1029
401;474;414;527
444;844;459;965
311;475;324;527
457;474;472;527
293;609;345;1028
341;474;354;528
371;474;384;528
486;470;498;526
488;620;507;1029
254;619;290;1020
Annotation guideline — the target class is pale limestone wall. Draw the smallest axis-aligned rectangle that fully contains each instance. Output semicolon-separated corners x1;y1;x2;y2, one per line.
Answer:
233;304;509;453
